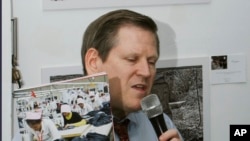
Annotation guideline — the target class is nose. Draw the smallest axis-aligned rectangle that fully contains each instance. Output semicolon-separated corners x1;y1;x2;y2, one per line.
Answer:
136;60;152;77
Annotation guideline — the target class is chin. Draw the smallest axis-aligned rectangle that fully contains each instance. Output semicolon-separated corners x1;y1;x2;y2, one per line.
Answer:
122;99;142;113
129;103;142;112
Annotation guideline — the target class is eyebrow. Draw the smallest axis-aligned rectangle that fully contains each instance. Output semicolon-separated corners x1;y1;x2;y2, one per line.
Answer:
145;54;159;62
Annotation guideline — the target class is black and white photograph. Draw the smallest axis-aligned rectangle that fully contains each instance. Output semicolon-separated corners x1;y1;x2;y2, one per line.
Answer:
211;55;228;70
151;66;203;141
151;58;210;141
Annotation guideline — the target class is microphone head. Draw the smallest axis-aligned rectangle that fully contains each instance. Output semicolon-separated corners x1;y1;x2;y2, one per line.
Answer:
140;94;163;119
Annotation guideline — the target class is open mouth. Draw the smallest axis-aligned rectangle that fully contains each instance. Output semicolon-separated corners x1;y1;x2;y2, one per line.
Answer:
132;84;147;91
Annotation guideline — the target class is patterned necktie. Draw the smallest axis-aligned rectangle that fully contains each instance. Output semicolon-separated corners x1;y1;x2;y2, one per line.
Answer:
113;119;130;141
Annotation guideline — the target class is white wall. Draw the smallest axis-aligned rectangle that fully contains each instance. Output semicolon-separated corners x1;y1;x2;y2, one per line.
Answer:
2;0;13;140
4;0;250;140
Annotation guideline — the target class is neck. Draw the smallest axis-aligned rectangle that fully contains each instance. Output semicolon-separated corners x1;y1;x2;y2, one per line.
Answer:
112;107;128;120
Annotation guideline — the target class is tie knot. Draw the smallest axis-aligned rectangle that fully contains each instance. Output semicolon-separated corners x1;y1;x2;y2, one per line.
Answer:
113;119;130;141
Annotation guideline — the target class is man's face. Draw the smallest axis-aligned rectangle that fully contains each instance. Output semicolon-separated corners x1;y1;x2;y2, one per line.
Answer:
99;25;158;114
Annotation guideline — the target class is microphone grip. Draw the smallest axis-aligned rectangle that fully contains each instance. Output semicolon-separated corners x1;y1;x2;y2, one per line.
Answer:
149;114;168;137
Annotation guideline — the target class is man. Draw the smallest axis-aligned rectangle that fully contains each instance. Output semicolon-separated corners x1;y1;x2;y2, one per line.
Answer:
81;9;182;141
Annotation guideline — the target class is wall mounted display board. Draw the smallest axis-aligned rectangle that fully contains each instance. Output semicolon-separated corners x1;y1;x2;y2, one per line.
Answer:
43;0;211;10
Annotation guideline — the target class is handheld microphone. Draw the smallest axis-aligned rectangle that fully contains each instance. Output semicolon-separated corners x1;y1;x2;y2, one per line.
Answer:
140;94;168;137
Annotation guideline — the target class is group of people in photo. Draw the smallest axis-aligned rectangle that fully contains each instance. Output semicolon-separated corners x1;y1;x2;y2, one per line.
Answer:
15;85;112;141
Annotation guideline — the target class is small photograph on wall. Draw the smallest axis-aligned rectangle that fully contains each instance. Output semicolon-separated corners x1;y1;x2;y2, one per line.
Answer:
151;65;203;141
13;72;113;141
211;55;228;70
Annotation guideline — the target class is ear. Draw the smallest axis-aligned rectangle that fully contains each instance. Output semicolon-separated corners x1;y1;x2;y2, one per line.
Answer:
85;48;102;75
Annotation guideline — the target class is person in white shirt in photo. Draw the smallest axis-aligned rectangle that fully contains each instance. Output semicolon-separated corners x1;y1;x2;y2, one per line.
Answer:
89;92;103;111
75;98;93;116
98;92;110;104
25;111;62;141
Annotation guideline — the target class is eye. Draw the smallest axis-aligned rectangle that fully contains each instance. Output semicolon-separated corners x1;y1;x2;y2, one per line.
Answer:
148;60;157;66
128;58;136;62
126;57;138;63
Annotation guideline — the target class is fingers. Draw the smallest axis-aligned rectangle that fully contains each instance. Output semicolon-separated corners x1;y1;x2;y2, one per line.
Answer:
159;129;181;141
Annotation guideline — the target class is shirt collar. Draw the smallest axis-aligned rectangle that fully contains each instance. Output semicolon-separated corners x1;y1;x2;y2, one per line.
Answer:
112;110;143;125
126;111;143;125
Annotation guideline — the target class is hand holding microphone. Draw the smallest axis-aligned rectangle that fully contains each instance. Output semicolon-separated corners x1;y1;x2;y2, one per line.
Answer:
141;94;182;141
140;94;168;137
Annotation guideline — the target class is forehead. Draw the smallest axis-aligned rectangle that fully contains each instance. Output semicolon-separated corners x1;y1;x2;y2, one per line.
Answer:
119;24;158;49
113;25;158;57
117;25;156;40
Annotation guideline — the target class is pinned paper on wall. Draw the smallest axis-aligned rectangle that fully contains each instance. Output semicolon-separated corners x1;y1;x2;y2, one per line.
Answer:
42;0;210;10
210;54;247;84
